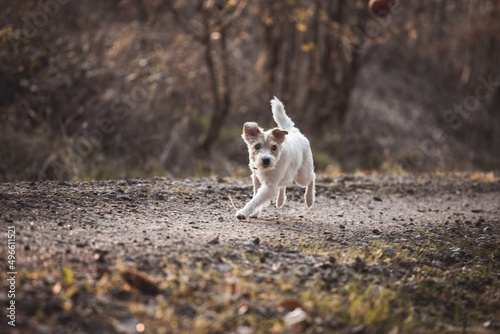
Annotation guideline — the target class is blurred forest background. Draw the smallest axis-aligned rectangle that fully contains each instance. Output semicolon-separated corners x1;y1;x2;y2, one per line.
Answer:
1;0;499;182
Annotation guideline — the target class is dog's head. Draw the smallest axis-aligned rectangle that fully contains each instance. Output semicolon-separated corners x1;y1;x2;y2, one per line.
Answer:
242;122;288;170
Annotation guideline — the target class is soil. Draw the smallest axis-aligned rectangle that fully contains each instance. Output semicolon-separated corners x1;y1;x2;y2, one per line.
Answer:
1;173;499;333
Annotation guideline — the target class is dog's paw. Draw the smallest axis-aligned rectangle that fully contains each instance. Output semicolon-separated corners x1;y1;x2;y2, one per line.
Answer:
236;210;248;220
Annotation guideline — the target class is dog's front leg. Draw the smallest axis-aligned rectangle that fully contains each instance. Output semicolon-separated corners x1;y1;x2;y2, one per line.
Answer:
252;172;261;197
236;184;277;220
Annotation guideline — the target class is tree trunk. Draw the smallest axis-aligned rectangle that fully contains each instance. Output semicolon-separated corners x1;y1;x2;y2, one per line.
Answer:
197;24;231;155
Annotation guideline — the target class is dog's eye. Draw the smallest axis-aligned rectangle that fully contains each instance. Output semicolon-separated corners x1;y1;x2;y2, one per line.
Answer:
271;145;277;151
255;144;261;150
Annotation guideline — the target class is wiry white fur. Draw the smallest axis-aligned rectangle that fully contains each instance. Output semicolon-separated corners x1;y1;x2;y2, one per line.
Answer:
271;96;295;130
236;97;315;220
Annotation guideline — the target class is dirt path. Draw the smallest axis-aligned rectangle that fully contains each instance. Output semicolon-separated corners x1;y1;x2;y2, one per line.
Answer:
1;173;499;333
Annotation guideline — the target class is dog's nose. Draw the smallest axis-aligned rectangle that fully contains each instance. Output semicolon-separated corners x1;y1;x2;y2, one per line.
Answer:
262;157;270;166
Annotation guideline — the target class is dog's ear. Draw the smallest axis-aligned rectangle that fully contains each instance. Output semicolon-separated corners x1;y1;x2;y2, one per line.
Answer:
271;128;288;143
243;122;261;142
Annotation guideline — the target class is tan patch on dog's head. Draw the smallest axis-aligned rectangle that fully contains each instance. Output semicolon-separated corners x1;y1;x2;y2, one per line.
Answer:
271;128;288;144
242;122;262;144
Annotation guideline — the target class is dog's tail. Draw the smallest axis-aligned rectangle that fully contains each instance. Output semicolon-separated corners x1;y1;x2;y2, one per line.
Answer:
271;96;295;130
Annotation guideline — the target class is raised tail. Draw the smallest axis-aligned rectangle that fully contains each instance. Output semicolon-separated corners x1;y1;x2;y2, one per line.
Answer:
271;96;295;130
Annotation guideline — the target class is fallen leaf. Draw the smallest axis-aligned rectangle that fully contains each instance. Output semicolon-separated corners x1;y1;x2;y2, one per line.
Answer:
281;299;301;311
284;307;307;326
120;269;160;295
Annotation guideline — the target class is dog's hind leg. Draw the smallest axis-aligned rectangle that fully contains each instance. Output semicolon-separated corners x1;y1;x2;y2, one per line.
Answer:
305;180;315;208
277;187;286;208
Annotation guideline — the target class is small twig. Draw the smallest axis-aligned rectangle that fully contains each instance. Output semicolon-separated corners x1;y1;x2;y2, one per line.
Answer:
228;194;237;210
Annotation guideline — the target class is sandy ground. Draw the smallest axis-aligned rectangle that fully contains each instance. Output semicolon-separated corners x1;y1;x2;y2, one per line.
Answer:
1;174;499;271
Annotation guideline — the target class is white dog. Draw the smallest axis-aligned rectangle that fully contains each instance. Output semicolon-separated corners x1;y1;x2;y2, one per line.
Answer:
236;97;315;220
